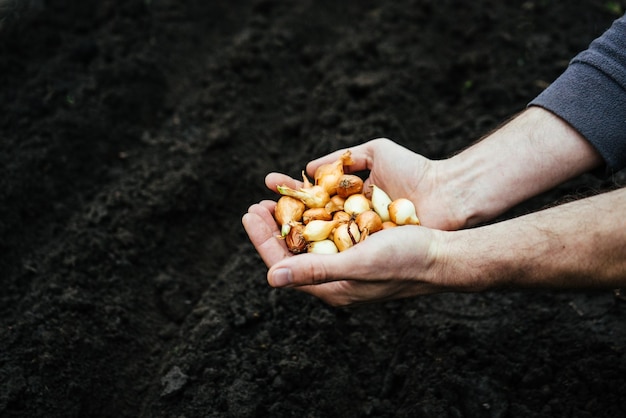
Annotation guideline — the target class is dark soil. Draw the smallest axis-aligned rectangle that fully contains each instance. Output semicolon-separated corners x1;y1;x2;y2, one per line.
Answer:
2;1;626;417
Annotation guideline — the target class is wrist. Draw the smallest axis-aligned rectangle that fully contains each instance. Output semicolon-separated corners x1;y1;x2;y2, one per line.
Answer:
431;229;497;292
436;107;603;228
432;158;488;229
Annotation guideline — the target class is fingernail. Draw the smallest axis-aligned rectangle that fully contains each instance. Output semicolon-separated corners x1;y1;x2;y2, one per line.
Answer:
271;268;293;287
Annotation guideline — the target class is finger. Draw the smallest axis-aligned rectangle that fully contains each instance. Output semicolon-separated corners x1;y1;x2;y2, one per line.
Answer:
267;235;387;288
304;147;354;176
267;225;431;287
249;200;278;222
288;262;443;307
305;139;388;176
294;279;416;307
265;172;303;193
242;210;292;267
340;142;377;173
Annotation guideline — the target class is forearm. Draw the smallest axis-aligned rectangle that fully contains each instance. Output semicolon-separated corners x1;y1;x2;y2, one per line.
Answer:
437;107;603;227
439;187;626;290
530;14;626;173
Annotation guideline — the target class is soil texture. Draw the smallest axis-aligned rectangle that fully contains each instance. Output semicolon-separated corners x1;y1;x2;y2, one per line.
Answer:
1;1;626;417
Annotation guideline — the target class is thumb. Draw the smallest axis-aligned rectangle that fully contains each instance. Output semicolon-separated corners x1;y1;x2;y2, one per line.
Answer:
267;242;380;288
266;226;434;288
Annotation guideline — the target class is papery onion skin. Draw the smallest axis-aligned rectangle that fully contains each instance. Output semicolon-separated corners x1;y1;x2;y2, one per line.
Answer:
333;210;351;223
336;174;364;198
355;210;383;239
325;195;345;214
285;223;307;254
274;195;306;236
381;221;398;229
314;150;354;195
316;171;340;197
333;221;361;252
302;207;332;224
388;198;421;225
277;171;330;208
308;239;339;254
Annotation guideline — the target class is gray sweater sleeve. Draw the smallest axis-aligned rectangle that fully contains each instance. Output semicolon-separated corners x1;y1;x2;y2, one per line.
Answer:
529;14;626;174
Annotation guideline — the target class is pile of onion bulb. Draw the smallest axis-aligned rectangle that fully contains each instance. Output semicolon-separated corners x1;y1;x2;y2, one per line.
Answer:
274;150;421;254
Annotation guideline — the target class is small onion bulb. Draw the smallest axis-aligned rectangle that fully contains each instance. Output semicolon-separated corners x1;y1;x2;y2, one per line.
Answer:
302;219;340;242
302;207;332;224
333;221;361;252
370;184;392;222
335;174;363;198
355;210;383;241
382;221;397;229
314;150;354;195
285;223;307;254
388;198;420;225
324;195;345;214
343;193;371;217
277;171;330;209
308;239;339;254
274;195;305;236
333;210;351;223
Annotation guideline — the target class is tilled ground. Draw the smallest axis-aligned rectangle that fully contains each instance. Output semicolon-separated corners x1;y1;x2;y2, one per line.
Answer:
1;1;625;417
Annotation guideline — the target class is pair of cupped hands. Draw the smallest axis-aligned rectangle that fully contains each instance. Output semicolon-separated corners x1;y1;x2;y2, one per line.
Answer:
242;138;465;307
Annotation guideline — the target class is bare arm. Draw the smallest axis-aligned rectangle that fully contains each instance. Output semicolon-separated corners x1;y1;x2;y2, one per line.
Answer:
436;106;604;228
439;186;626;292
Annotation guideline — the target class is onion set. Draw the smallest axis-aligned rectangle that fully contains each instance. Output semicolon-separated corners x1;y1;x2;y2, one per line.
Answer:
274;150;422;254
302;207;332;224
308;239;339;254
275;195;305;236
314;150;354;195
336;174;363;198
388;198;420;225
277;171;330;208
